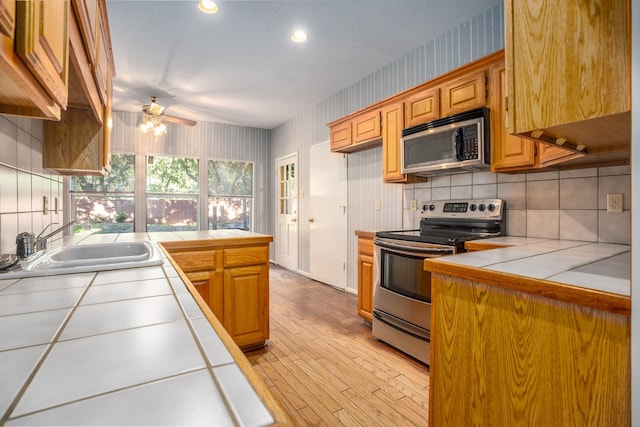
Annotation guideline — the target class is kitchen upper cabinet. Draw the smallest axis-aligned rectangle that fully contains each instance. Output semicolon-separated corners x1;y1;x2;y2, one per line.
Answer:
15;0;69;109
0;0;62;119
505;0;630;158
440;70;486;117
403;87;439;128
382;102;426;183
43;0;114;175
329;109;382;153
489;58;583;172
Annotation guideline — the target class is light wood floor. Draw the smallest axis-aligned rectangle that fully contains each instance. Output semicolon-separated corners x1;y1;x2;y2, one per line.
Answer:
245;265;430;426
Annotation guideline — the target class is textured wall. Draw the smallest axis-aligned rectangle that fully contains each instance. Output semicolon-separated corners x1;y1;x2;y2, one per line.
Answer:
0;116;64;254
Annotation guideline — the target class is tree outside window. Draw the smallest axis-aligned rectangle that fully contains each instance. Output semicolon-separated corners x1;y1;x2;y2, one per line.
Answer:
208;160;253;230
146;155;199;231
70;153;135;234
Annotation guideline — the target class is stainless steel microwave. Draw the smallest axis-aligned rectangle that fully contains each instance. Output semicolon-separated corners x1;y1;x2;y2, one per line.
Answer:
401;107;490;176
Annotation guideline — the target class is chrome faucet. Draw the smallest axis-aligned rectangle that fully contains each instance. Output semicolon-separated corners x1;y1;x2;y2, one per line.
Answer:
16;219;78;258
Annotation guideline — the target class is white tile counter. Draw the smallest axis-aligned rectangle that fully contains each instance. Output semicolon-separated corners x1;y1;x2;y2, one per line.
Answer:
425;237;631;315
0;232;288;426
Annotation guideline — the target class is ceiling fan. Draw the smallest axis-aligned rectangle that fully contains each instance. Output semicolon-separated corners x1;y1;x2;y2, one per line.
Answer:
139;96;197;135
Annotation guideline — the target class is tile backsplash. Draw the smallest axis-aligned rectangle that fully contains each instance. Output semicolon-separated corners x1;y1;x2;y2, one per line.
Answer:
0;116;63;254
403;166;631;244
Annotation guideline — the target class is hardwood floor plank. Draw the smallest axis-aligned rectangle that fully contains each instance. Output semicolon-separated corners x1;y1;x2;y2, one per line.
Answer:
246;265;430;426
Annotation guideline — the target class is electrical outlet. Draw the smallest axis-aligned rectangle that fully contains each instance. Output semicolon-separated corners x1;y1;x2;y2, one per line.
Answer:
607;193;623;213
410;199;417;211
375;200;382;211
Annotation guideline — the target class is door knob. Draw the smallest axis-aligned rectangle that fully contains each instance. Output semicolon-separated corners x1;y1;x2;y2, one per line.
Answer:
291;218;297;222
308;218;315;223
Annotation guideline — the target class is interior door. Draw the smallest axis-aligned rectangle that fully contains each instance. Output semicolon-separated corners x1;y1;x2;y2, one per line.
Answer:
275;153;298;270
309;141;347;289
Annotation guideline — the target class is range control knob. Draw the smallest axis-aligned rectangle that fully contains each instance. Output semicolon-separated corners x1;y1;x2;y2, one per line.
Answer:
478;204;486;212
422;204;429;212
470;204;477;212
429;204;436;211
488;204;496;212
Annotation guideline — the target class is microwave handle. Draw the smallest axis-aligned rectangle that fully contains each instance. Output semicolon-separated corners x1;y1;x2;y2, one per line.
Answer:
454;128;464;161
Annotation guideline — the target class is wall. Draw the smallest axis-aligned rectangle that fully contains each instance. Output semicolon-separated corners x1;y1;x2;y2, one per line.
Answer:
110;111;272;237
0;116;63;255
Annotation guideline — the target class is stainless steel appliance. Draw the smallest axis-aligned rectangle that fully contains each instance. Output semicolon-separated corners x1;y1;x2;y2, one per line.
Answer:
401;107;490;176
372;198;505;365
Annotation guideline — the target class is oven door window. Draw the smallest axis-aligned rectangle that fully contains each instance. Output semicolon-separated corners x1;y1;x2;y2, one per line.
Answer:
380;249;431;303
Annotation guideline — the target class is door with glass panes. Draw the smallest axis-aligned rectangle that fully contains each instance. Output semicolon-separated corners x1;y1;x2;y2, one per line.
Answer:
275;153;298;270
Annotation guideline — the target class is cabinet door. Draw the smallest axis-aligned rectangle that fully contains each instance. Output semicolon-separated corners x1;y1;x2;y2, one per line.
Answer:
223;264;269;349
382;102;405;182
506;0;629;134
186;271;212;307
352;110;381;144
15;0;69;108
404;87;439;128
357;237;374;321
490;60;535;171
441;70;486;117
330;121;352;151
0;0;15;37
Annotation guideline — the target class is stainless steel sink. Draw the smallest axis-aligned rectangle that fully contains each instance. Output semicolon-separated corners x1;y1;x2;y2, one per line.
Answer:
0;241;163;278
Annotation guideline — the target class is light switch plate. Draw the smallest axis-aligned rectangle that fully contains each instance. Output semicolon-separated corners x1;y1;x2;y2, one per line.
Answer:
375;200;382;211
410;199;417;211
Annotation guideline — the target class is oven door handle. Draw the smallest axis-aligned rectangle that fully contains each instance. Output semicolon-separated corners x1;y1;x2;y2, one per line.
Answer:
374;238;454;257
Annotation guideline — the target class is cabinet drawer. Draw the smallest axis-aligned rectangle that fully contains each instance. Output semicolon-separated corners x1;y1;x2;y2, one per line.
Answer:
169;250;216;272
224;246;269;267
358;238;374;256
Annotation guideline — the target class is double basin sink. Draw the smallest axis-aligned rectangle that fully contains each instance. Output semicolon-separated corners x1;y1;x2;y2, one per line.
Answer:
0;241;163;279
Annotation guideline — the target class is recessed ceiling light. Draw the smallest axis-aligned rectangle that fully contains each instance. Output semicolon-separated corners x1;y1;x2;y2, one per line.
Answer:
290;30;308;43
198;0;218;14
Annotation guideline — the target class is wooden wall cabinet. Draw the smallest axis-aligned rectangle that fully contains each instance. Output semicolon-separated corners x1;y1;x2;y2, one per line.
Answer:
403;87;439;128
356;232;374;322
329;109;382;153
163;239;271;351
43;0;114;175
0;0;63;119
505;0;631;157
440;69;486;117
489;59;583;172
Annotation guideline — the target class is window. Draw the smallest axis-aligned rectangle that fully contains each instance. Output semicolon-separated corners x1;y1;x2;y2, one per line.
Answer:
207;160;253;230
146;155;199;231
70;153;135;234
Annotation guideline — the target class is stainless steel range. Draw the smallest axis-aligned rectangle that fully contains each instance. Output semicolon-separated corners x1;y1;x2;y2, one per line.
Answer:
372;198;505;365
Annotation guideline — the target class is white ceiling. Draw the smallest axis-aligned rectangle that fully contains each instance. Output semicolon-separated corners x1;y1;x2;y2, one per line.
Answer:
107;0;500;129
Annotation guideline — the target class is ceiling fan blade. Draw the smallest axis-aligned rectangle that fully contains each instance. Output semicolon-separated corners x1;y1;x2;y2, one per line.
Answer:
163;115;197;126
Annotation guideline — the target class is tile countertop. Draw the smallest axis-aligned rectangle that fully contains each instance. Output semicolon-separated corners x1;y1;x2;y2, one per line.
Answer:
424;237;631;316
0;231;289;426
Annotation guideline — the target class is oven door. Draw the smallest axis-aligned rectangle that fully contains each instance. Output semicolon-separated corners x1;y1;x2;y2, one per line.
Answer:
373;237;454;330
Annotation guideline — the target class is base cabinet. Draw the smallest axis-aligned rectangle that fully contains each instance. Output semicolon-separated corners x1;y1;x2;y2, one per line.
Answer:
163;238;271;351
430;273;630;426
356;232;374;322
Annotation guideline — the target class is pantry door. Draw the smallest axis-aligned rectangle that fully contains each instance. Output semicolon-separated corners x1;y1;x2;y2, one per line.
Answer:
275;153;298;271
309;141;347;289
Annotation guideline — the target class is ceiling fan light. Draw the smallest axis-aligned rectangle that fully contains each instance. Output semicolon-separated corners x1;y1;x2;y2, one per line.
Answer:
198;0;218;14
